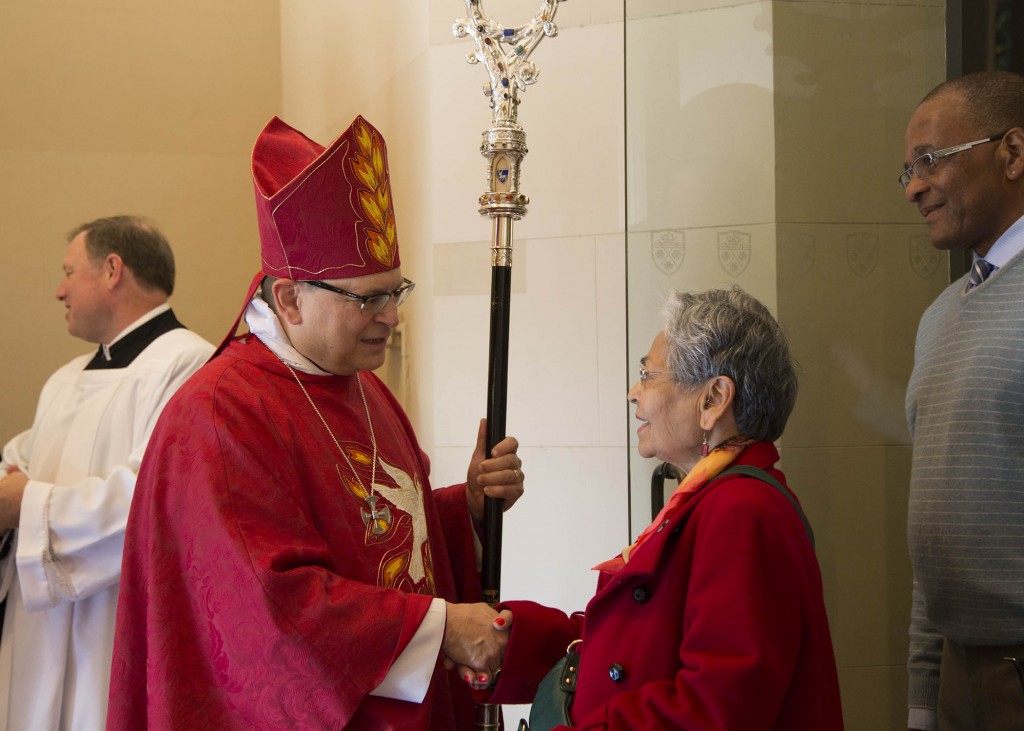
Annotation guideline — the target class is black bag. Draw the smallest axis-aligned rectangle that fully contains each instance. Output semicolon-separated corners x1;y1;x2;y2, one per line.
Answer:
518;640;581;731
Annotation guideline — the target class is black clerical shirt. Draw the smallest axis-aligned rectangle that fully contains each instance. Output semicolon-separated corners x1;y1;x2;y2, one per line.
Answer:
84;308;185;370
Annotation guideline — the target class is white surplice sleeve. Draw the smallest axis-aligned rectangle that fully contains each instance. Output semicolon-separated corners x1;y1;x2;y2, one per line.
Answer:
1;430;33;602
11;332;212;612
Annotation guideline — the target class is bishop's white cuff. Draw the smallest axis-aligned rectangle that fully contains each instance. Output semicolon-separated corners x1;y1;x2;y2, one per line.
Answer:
370;597;446;703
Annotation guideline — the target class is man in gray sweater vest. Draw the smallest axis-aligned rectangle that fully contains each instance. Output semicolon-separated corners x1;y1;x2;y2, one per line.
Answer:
901;71;1024;731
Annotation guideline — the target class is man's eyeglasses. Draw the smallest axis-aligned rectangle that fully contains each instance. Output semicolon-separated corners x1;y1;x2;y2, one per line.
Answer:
639;365;674;384
898;132;1006;190
305;278;415;314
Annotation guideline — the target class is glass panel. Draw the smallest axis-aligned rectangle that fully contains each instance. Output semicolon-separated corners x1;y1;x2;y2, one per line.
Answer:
625;0;780;539
624;2;947;728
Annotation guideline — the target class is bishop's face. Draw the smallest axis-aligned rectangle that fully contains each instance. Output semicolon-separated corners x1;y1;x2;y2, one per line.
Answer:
55;232;114;344
289;268;403;376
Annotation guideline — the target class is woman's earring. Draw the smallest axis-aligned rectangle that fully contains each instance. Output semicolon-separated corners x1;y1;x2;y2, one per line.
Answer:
701;431;709;457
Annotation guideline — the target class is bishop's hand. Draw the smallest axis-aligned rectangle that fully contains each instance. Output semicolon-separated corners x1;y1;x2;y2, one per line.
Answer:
466;418;524;522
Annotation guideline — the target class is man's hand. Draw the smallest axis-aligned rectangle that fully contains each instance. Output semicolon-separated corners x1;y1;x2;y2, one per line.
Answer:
0;469;27;532
443;602;510;688
466;418;524;522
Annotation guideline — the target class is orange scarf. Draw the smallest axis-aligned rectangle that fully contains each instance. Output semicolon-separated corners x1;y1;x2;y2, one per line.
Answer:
595;439;750;574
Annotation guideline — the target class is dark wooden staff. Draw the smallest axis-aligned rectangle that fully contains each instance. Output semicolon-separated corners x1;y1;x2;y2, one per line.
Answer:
482;215;514;608
454;3;565;728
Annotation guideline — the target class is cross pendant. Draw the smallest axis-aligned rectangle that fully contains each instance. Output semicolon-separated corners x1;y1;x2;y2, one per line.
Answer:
361;494;392;535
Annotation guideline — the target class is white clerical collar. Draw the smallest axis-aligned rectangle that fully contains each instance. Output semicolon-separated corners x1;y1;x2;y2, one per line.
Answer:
101;303;171;361
244;297;332;376
979;213;1024;268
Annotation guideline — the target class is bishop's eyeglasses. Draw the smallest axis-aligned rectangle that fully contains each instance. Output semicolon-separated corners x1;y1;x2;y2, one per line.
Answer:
305;278;415;314
898;132;1006;190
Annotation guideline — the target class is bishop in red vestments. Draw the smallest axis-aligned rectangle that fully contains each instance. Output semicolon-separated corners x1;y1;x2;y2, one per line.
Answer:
107;116;524;730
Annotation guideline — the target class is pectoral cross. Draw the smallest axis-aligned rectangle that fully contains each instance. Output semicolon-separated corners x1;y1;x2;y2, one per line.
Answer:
361;494;391;536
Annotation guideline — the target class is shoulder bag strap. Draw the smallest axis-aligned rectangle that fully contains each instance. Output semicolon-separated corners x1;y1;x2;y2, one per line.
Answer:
712;464;815;549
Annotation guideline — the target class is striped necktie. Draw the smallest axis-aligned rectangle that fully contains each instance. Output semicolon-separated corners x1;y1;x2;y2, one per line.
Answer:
966;258;997;292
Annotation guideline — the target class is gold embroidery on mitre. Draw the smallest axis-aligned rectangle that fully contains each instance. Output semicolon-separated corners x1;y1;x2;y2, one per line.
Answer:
351;120;397;269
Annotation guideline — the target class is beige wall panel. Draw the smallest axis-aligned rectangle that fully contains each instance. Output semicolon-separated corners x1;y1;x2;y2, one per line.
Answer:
785;445;914;665
838;664;908;731
772;1;945;224
1;148;261;336
778;222;945;449
769;3;947;727
625;3;775;232
0;1;281;445
0;2;280;155
279;0;428;140
786;445;913;728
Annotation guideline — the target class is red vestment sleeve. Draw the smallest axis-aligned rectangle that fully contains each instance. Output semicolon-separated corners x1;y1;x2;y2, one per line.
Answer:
432;484;482;604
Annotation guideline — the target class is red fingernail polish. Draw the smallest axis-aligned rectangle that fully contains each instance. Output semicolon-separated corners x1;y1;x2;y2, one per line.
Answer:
494;617;506;627
478;674;488;682
464;673;472;682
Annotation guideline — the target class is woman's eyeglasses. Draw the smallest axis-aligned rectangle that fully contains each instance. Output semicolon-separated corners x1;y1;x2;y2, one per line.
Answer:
639;365;674;384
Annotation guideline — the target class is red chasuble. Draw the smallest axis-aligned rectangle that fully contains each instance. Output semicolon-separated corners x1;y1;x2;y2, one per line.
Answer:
107;336;481;730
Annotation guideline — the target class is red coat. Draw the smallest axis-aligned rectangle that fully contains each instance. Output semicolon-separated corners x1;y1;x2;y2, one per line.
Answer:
107;336;481;730
492;442;844;730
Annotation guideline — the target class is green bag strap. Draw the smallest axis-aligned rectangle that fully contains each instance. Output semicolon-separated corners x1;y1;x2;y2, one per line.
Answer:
713;464;815;549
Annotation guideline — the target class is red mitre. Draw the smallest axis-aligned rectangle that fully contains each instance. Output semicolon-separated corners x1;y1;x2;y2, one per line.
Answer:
214;115;401;357
253;115;401;280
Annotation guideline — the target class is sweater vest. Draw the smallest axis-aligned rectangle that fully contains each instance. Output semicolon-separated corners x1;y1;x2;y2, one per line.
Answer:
906;248;1024;644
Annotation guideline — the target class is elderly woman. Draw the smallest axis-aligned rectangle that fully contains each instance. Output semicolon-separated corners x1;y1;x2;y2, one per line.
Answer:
485;287;844;730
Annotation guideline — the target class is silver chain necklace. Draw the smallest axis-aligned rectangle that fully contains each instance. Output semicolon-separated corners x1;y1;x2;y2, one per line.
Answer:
282;361;391;535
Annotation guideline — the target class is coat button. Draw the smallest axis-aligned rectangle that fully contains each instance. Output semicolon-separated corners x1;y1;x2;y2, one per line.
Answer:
608;663;626;682
632;586;650;603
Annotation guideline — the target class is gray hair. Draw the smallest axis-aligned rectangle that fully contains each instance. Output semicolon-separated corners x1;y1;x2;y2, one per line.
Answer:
68;215;175;296
661;286;798;442
922;70;1024;136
